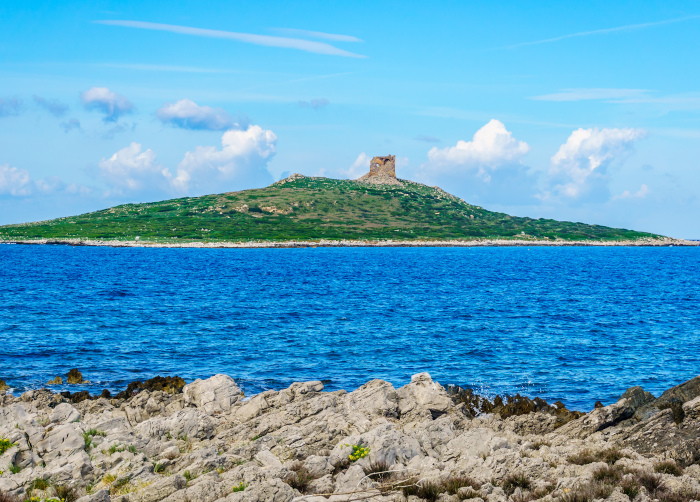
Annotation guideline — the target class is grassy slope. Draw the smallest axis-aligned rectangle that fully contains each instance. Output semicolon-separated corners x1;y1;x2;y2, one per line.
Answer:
0;176;662;242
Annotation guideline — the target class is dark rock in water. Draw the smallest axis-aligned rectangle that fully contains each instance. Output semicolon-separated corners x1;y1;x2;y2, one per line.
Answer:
59;390;92;403
657;375;700;405
446;386;584;427
66;368;85;384
47;376;63;385
634;377;700;422
114;375;186;399
0;379;8;392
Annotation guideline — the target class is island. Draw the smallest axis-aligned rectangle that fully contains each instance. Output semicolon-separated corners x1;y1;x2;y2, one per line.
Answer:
0;156;692;247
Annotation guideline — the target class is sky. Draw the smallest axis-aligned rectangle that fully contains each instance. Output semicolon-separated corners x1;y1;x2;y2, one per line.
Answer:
1;1;699;238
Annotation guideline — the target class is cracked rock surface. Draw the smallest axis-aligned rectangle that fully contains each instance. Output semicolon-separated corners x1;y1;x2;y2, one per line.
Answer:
1;373;700;501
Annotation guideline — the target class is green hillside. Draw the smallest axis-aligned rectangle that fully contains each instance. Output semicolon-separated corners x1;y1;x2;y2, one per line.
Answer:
0;175;662;242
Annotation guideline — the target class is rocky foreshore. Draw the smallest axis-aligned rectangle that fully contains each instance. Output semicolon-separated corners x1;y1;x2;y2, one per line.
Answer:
1;237;697;248
1;373;700;502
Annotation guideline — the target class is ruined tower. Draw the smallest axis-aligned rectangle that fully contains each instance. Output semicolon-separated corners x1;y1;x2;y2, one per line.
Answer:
358;155;401;185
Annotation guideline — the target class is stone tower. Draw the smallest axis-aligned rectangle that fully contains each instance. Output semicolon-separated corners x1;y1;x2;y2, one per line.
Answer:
358;155;401;185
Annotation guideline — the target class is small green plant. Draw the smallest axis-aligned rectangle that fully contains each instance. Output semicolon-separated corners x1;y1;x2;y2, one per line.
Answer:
102;473;117;484
28;478;50;491
231;482;247;493
620;476;640;500
363;460;393;482
0;439;16;455
8;463;21;474
592;465;621;483
283;462;316;493
127;445;137;454
501;473;531;495
53;485;77;502
153;462;166;474
109;476;133;495
345;444;370;462
82;429;105;450
183;471;194;483
655;460;683;476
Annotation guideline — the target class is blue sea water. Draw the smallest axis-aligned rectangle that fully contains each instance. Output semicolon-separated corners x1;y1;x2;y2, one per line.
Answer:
1;244;699;410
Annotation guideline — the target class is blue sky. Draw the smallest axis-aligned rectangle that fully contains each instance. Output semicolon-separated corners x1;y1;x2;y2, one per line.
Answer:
1;1;699;238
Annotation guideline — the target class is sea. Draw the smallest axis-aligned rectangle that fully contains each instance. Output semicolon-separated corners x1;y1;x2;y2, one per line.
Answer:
1;244;698;411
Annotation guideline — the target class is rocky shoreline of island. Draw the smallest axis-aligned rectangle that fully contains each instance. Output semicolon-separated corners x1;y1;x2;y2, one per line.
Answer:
1;372;700;502
1;237;697;248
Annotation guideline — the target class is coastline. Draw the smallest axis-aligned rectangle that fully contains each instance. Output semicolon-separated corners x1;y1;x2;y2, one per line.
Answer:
1;236;697;248
1;372;700;501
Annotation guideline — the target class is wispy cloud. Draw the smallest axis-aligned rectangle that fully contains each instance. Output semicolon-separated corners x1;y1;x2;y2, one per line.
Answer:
507;15;700;49
33;95;69;117
531;88;650;102
531;88;700;111
271;28;363;43
95;20;366;58
298;98;329;110
0;97;22;117
97;63;238;74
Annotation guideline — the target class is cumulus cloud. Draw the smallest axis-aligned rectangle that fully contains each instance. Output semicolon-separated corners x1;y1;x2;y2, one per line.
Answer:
542;127;645;201
419;120;537;205
98;143;172;195
0;164;69;197
173;125;277;194
298;98;329;109
33;95;69;117
0;97;22;117
342;153;372;179
427;119;530;181
157;99;245;131
81;87;134;122
0;164;33;196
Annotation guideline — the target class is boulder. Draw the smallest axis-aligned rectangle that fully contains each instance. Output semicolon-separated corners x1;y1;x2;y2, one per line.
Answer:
183;374;242;414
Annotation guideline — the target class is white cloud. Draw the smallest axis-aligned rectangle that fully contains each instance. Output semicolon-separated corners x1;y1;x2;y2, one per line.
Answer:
81;87;134;122
614;184;650;200
342;153;372;179
95;20;366;58
157;99;244;131
0;165;70;197
0;164;33;196
531;88;649;102
543;127;645;200
506;15;700;49
427;119;530;181
173;125;277;194
418;120;537;205
98;142;172;195
271;28;362;43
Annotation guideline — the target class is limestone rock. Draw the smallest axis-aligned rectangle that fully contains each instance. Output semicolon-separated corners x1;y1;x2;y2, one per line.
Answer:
50;402;81;423
183;374;242;414
397;372;454;423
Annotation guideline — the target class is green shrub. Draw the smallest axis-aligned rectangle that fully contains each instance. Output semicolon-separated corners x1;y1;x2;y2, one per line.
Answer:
231;482;247;493
655;460;683;476
0;439;16;455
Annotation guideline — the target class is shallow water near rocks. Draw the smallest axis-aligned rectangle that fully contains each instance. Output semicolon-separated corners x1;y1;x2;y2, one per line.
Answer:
1;244;698;410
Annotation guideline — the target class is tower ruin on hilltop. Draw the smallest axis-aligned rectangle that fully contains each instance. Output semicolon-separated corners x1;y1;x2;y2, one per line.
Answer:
357;155;402;185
